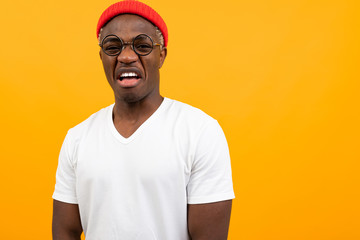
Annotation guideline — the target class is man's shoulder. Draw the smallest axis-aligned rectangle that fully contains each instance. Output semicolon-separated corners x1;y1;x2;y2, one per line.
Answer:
66;103;113;138
167;98;215;122
165;98;218;134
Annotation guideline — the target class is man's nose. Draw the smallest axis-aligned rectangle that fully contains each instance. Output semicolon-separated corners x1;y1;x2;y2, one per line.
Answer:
117;45;138;63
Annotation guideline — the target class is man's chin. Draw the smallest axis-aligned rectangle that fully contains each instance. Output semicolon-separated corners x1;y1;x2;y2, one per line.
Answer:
118;93;144;104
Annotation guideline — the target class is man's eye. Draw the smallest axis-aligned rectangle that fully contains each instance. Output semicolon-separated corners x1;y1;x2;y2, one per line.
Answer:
136;44;152;49
105;46;121;50
104;45;121;54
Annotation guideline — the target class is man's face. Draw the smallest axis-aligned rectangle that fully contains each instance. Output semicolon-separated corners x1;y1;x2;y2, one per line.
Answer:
99;14;167;103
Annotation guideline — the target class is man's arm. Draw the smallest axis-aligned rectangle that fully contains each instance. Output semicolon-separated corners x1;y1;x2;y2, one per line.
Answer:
188;200;232;240
52;200;83;240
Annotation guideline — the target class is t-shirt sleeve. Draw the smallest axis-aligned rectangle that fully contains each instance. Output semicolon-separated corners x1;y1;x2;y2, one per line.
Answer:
187;119;235;204
52;131;78;204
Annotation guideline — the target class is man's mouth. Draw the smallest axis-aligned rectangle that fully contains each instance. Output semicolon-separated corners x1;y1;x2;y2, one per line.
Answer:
116;70;142;88
119;72;141;81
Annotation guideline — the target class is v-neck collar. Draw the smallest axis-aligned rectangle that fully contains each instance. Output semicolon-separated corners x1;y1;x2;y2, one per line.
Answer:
107;97;170;144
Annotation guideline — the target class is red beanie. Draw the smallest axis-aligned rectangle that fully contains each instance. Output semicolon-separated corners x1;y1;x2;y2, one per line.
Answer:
96;0;168;47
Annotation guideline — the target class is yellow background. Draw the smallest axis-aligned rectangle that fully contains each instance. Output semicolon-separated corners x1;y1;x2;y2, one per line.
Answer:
0;0;359;239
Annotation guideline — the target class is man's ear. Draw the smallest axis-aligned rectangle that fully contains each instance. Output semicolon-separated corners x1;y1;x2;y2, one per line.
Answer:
159;47;167;69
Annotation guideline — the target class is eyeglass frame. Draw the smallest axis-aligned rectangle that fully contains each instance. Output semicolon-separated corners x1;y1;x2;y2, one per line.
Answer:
99;33;162;57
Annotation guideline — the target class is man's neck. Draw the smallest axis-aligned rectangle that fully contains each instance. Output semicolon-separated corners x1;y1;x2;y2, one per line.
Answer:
112;95;164;138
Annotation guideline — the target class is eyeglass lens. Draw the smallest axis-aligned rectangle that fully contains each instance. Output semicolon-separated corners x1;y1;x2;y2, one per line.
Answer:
102;34;154;56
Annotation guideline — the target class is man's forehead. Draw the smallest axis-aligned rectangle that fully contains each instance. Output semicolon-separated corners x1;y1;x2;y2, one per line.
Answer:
102;14;157;35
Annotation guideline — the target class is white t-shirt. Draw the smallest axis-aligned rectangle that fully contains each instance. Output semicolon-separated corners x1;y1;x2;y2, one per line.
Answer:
53;97;234;240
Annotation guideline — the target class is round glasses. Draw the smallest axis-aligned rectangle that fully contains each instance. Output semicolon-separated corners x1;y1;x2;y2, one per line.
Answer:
99;34;161;56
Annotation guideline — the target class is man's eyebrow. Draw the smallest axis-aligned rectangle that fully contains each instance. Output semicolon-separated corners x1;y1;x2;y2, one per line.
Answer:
102;36;120;44
136;35;147;39
134;35;150;41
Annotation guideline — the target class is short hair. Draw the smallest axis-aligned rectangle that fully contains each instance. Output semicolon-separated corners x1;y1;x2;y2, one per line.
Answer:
155;26;164;47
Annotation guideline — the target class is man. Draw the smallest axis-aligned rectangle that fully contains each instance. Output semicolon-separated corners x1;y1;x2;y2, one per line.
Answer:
52;1;235;239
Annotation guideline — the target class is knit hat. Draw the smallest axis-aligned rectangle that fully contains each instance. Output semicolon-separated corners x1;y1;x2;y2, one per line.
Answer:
96;0;168;47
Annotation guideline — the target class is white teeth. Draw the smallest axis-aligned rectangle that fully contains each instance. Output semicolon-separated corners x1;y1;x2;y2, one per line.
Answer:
121;72;138;78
